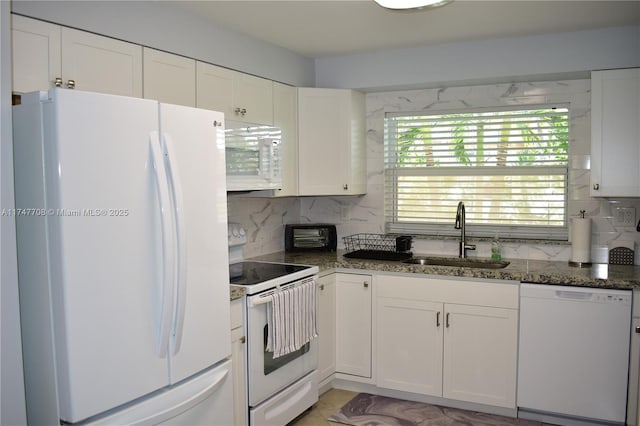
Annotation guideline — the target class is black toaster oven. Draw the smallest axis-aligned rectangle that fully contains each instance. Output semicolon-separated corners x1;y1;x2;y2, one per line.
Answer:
285;224;337;252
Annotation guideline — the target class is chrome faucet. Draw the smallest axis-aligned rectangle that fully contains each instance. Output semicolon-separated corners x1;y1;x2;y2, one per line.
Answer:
454;201;476;259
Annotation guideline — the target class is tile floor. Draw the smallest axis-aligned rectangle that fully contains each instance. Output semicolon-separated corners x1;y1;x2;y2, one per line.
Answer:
287;388;358;425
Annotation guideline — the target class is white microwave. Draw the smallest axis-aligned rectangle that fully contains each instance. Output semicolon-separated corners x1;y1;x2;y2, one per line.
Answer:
224;121;282;191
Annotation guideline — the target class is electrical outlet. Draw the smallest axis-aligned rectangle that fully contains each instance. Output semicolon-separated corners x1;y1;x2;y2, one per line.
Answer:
341;204;350;221
614;207;636;226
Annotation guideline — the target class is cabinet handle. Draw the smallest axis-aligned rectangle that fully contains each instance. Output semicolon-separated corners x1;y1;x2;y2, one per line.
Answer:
446;312;450;328
363;281;369;288
593;183;600;190
240;336;246;344
343;184;349;190
234;107;247;116
319;284;325;291
66;80;75;89
436;311;441;327
213;120;223;127
54;77;63;87
635;326;640;333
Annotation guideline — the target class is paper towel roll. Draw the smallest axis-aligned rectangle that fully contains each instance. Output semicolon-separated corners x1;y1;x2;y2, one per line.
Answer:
571;217;592;263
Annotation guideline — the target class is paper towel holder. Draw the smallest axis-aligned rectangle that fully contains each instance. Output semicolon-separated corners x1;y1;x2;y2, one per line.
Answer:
568;210;592;268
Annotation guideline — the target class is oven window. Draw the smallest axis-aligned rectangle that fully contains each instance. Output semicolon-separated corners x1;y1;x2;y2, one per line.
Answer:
263;325;309;375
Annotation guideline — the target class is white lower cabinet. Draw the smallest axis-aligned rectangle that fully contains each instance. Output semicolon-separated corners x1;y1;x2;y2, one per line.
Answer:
230;298;247;426
442;303;517;407
376;275;518;409
377;297;443;395
317;274;336;384
335;273;372;378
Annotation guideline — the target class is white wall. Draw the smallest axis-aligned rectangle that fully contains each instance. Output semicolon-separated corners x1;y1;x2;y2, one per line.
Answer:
1;0;27;423
315;26;640;91
10;0;316;87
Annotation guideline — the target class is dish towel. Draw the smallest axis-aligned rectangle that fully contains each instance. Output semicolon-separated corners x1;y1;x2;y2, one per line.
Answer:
266;278;318;358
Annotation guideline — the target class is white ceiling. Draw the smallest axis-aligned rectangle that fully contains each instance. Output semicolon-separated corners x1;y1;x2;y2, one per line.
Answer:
174;0;640;58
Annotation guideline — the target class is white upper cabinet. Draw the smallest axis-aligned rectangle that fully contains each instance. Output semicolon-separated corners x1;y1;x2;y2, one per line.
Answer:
298;88;366;196
196;62;273;125
11;15;61;93
234;73;273;125
143;48;195;107
196;62;234;117
591;68;640;197
60;28;142;97
272;82;299;197
11;15;142;97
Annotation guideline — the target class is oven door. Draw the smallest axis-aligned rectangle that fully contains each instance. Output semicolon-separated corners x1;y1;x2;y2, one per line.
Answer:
246;289;318;407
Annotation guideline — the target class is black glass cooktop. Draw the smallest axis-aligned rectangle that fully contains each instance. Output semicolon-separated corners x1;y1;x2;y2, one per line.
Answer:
229;261;311;286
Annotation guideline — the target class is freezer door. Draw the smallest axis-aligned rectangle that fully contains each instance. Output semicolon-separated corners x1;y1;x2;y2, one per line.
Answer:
158;103;231;383
40;90;169;422
90;359;234;426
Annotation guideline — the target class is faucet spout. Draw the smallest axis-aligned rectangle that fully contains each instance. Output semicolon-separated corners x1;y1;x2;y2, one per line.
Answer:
454;201;476;258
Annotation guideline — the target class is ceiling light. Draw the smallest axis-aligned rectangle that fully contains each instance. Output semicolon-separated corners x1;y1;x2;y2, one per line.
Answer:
374;0;453;10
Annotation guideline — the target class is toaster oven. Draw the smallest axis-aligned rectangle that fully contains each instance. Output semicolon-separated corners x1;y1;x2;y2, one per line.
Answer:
285;224;337;252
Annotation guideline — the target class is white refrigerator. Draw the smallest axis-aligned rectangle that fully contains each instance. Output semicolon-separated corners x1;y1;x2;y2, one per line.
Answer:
12;89;233;425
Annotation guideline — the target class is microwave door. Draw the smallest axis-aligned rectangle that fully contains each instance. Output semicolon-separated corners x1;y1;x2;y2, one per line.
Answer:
225;123;282;191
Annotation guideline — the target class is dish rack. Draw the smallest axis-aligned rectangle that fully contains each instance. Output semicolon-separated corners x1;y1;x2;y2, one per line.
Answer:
342;233;412;261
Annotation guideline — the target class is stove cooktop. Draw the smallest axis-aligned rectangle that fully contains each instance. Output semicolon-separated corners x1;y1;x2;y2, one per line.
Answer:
229;261;318;294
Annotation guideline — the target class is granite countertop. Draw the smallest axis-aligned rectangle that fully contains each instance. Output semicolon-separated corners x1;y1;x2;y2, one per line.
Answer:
230;284;247;301
248;249;640;290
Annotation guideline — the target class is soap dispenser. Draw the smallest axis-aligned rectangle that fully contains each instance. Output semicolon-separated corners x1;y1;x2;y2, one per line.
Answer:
491;234;502;261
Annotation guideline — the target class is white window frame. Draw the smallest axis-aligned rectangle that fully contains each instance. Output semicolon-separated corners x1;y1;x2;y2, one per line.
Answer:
384;104;570;240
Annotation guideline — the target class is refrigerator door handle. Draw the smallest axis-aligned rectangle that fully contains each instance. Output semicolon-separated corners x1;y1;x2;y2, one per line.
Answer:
162;133;188;355
150;132;176;357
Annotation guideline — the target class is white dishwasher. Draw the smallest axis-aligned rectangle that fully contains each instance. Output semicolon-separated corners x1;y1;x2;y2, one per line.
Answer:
518;283;632;426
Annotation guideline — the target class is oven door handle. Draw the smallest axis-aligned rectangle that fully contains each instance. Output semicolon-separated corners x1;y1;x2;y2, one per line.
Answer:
249;294;273;307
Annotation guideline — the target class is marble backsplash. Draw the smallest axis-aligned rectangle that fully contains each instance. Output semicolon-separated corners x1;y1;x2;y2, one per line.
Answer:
228;78;640;264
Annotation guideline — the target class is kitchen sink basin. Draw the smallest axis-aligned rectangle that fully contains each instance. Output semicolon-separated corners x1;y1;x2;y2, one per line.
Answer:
403;256;510;269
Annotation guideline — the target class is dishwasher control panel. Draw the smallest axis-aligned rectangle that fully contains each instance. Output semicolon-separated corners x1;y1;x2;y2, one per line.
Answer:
590;293;632;304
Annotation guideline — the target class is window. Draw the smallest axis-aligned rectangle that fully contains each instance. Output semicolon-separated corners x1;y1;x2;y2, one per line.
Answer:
384;105;569;240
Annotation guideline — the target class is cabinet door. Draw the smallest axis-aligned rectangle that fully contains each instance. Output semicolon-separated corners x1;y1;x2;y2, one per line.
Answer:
442;304;517;408
377;298;443;396
272;83;298;197
298;88;350;195
143;48;195;107
231;326;247;426
61;28;142;97
335;273;371;378
234;73;273;125
591;68;640;197
317;274;336;383
11;15;61;93
196;62;235;117
298;88;365;195
230;298;246;425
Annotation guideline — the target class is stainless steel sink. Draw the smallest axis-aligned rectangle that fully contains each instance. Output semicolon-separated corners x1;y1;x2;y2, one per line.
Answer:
403;256;510;269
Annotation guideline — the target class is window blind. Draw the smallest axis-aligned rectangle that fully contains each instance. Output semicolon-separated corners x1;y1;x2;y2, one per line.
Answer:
384;105;569;240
